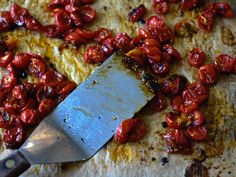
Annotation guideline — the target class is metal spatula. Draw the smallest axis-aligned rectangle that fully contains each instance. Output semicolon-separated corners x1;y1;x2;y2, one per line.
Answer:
0;53;156;177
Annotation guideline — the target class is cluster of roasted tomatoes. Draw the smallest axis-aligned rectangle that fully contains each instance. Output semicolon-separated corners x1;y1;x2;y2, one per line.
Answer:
0;39;76;148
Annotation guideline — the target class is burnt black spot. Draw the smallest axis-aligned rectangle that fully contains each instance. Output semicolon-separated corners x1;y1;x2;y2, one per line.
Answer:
161;157;168;165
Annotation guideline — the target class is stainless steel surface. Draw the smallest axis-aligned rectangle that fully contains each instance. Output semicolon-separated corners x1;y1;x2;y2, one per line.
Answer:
19;53;155;164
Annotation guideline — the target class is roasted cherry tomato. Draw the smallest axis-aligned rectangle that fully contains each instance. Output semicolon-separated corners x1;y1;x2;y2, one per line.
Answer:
12;53;33;69
114;33;132;52
10;3;31;26
28;58;47;77
128;4;147;22
24;17;44;32
163;129;192;154
64;29;88;46
187;82;209;105
189;111;204;127
141;46;161;63
216;2;234;18
153;26;175;44
38;99;56;118
198;64;218;85
0;107;19;129
19;108;37;126
162;44;182;61
114;118;146;143
166;112;190;129
126;48;146;65
84;45;105;64
79;5;96;23
174;20;195;38
94;28;113;44
79;0;96;4
181;0;199;11
147;93;168;113
186;126;207;141
0;74;17;90
143;38;161;48
161;74;187;97
197;11;214;33
20;98;36;112
40;70;64;84
70;10;83;27
36;85;56;102
151;61;170;77
188;48;206;67
56;81;76;95
12;85;27;100
44;24;60;38
214;54;235;73
3;125;24;148
138;28;154;39
0;11;15;31
102;38;115;56
0;51;13;67
154;2;169;14
146;16;165;30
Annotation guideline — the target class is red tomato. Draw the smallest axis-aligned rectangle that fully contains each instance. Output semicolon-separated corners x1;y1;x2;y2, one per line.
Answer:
138;28;154;39
143;38;161;48
206;3;217;15
146;16;165;30
128;4;147;22
114;118;146;143
187;82;209;105
44;24;60;38
141;46;161;63
0;11;15;31
0;51;13;67
198;64;218;85
70;11;83;27
188;48;206;67
4;96;26;113
36;85;56;102
151;61;170;77
20;98;36;112
24;17;44;32
28;58;47;77
161;52;173;63
216;2;234;18
161;74;187;97
102;38;115;56
197;11;214;32
181;0;199;11
53;8;74;34
162;44;182;61
154;2;169;14
38;99;56;118
186;126;207;141
114;33;132;52
64;29;88;46
153;26;175;44
189;111;204;127
214;54;235;73
19;108;37;126
166;112;190;129
147;93;168;113
12;85;27;99
79;5;96;23
163;129;192;154
0;40;8;55
40;70;64;84
10;3;31;26
12;53;33;69
84;45;105;64
181;89;200;113
56;81;76;95
0;74;17;90
79;0;95;4
94;28;113;44
0;107;19;129
3;125;24;148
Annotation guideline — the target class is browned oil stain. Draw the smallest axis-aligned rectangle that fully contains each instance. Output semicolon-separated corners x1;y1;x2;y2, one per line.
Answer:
185;161;209;177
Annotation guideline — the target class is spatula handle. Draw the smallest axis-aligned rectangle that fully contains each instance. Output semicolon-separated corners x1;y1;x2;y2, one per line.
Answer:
0;151;31;177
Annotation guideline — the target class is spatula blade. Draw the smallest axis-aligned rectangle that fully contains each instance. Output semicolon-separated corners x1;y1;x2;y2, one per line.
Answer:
19;53;155;164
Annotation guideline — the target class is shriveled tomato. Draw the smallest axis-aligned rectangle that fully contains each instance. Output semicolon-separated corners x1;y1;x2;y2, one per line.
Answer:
12;85;27;100
151;61;170;77
19;108;37;126
70;10;83;27
36;85;56;102
128;4;147;22
146;16;165;30
102;38;115;56
163;129;192;154
189;111;204;127
214;54;235;73
64;29;88;46
141;46;161;62
12;53;33;69
114;118;146;143
174;20;195;38
147;93;168;113
20;98;36;112
38;99;56;118
0;51;13;67
28;58;47;77
197;11;214;32
216;2;234;18
0;107;19;128
166;112;190;129
187;82;209;105
84;45;105;64
181;0;199;11
198;64;218;85
44;24;60;38
162;44;182;61
0;74;17;90
53;8;74;34
188;48;206;67
0;11;15;31
3;125;24;148
186;126;207;141
94;28;113;44
154;2;169;14
40;70;64;84
138;28;153;39
79;5;96;23
143;38;161;48
152;26;175;44
10;3;31;26
181;89;200;113
114;33;132;52
24;17;44;32
161;74;187;97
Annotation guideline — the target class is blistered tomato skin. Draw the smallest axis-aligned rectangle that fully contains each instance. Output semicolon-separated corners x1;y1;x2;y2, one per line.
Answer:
216;2;234;18
214;54;235;73
146;16;165;30
84;45;105;64
147;93;168;113
3;125;24;149
102;38;115;56
12;53;32;69
12;85;27;99
181;0;199;11
154;2;169;14
197;11;214;32
0;51;13;67
114;33;132;52
20;108;37;126
186;126;207;141
79;5;96;23
151;61;170;77
28;58;47;77
188;48;206;67
128;4;147;22
0;11;15;31
94;28;113;44
162;44;182;61
38;99;56;118
198;64;218;85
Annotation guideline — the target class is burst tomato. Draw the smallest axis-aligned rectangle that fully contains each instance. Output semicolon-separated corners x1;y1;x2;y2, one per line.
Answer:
128;4;147;22
198;64;218;84
197;11;214;32
19;108;37;126
94;28;113;44
84;45;105;64
214;54;235;73
3;125;24;148
79;5;96;23
28;58;47;77
188;48;206;67
186;126;207;141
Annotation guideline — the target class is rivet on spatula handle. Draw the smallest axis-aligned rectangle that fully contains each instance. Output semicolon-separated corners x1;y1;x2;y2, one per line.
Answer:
0;151;31;177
